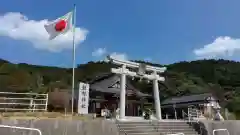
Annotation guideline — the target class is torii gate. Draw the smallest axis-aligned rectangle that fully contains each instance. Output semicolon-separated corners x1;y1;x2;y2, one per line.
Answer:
106;55;166;120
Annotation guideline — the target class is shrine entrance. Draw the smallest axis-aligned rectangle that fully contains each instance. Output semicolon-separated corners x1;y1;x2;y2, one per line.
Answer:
106;55;167;120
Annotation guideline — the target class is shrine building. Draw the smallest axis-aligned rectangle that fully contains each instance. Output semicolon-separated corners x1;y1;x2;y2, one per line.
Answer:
48;73;153;117
161;93;220;119
87;73;152;116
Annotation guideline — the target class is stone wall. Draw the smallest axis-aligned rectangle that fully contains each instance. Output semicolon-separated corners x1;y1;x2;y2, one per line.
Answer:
201;120;240;135
0;119;119;135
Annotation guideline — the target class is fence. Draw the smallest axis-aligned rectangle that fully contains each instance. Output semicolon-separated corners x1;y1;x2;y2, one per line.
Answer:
188;107;202;121
0;92;48;112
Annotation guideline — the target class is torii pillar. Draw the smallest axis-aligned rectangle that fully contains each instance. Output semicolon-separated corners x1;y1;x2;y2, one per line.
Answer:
119;65;126;119
153;71;162;120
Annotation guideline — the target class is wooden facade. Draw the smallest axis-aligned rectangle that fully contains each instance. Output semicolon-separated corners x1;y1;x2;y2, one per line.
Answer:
161;93;220;119
48;73;152;116
87;73;151;116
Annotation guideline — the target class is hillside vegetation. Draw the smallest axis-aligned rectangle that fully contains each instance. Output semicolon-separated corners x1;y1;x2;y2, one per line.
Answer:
0;58;240;115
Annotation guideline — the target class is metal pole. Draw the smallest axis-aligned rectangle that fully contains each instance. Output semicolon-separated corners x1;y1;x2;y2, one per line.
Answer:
71;4;77;115
45;94;48;111
119;65;126;119
174;105;177;120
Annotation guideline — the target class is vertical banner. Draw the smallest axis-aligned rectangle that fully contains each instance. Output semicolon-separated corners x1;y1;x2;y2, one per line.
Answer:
78;82;90;114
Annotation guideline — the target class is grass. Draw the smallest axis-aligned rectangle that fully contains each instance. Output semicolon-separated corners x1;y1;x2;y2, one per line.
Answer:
0;112;95;120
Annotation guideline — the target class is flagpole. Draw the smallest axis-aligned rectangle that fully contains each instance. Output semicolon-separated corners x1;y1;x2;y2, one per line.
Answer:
71;4;77;115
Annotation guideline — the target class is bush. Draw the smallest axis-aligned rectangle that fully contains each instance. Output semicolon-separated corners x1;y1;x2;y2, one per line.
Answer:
144;109;151;120
234;111;240;120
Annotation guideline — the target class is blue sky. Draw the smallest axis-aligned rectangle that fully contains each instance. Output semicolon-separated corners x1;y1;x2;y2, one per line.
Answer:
1;0;240;67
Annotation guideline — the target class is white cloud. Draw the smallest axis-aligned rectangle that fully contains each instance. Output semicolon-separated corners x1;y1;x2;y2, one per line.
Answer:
110;52;128;60
193;36;240;58
91;47;128;61
0;12;88;52
92;48;107;57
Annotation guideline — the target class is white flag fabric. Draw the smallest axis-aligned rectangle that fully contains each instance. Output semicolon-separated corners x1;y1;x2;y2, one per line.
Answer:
44;11;73;40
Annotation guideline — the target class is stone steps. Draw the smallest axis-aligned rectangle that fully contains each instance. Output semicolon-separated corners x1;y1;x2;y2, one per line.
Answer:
119;126;192;129
116;121;200;135
121;132;198;135
121;129;195;133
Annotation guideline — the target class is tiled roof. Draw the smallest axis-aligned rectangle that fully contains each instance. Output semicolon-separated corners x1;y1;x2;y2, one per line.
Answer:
88;73;151;97
161;93;214;105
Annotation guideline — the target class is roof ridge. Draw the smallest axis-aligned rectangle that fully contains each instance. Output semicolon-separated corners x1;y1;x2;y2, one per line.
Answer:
162;93;214;105
88;72;113;84
171;93;212;99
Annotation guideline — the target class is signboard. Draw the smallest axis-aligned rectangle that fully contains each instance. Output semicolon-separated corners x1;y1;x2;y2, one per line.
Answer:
78;82;90;114
137;63;146;76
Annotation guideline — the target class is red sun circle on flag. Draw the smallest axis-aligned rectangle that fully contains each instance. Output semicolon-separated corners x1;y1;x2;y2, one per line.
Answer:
55;20;67;32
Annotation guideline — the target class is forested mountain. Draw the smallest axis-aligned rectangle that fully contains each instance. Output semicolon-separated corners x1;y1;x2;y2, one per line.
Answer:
1;58;240;115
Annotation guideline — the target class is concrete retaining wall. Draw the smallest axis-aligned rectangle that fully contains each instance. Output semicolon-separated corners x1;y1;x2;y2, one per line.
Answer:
0;119;119;135
201;120;240;135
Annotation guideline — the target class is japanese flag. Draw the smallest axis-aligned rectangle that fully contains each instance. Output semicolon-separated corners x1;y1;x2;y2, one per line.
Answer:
44;11;73;40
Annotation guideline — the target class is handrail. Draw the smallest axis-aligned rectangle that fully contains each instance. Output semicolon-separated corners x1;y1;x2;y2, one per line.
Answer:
146;109;159;133
0;92;47;96
166;133;184;135
182;110;188;119
0;125;42;135
184;108;206;135
144;109;160;134
213;129;230;135
182;110;192;123
187;107;202;123
149;119;159;133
